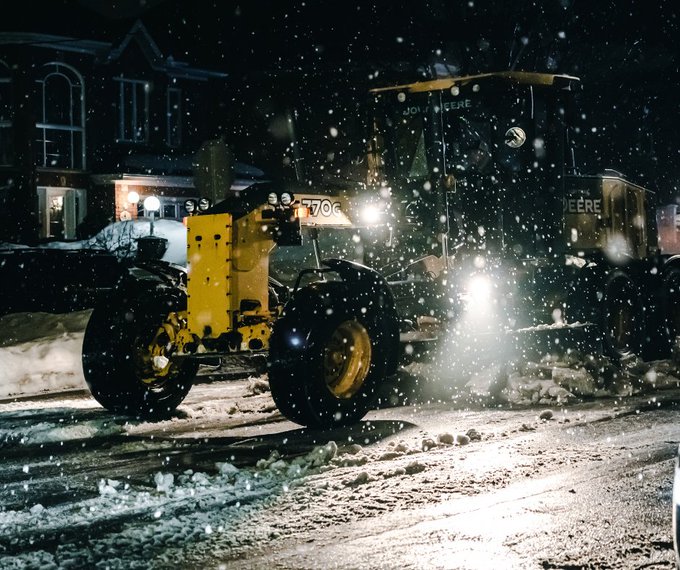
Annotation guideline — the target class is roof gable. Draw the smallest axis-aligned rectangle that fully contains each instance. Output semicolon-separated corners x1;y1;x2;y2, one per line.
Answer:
107;20;227;81
108;20;163;67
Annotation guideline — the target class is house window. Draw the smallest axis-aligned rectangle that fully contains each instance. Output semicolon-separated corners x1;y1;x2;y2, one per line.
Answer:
35;62;85;169
136;196;184;220
116;78;150;143
0;61;12;166
162;203;178;218
167;87;182;147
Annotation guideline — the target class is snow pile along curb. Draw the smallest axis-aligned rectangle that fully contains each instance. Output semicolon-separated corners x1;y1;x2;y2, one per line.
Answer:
0;311;91;399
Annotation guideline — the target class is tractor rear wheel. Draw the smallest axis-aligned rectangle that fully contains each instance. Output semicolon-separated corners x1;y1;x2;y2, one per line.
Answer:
82;286;197;419
602;270;643;361
663;267;680;356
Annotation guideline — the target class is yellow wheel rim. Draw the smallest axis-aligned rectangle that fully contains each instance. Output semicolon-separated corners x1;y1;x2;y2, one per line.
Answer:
323;320;371;399
135;311;186;385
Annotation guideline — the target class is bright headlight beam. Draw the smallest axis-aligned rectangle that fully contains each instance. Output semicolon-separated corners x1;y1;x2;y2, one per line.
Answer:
360;204;382;225
467;275;493;305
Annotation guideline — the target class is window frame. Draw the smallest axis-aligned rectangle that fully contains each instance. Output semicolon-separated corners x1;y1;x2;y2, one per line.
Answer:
166;86;182;147
0;60;13;166
34;62;86;170
115;77;151;144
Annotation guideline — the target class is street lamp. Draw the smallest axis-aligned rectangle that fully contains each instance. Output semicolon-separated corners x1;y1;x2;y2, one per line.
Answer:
144;196;161;236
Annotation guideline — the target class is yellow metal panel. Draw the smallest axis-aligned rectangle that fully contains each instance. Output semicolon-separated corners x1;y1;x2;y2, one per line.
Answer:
602;177;647;260
231;207;274;321
186;207;275;349
186;213;233;338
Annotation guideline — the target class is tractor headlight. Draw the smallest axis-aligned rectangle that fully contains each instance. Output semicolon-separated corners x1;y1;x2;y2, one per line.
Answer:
458;274;497;326
467;275;494;305
360;204;383;225
280;192;293;206
184;199;197;214
198;198;212;212
460;274;495;307
267;193;279;206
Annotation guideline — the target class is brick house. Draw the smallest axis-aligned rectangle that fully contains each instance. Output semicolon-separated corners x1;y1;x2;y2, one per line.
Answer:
0;20;228;243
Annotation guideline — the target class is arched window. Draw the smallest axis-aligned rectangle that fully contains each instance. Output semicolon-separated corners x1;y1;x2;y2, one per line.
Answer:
35;62;85;169
0;60;12;166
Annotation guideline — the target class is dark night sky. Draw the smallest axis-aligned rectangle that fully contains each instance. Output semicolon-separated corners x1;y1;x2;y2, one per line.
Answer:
7;0;679;79
4;0;680;198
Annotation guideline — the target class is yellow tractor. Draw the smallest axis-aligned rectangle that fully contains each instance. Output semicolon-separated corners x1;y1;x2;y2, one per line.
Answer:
82;172;399;427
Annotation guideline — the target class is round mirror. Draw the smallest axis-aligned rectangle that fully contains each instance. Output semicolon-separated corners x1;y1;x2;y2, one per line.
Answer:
504;126;527;148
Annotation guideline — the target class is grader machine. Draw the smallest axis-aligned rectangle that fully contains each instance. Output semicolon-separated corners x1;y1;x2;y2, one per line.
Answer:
82;71;680;428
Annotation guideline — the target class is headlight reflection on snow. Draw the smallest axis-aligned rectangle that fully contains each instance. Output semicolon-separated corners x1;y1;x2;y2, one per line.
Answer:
434;270;514;385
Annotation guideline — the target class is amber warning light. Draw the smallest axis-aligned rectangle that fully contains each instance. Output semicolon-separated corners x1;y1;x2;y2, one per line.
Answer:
294;206;310;218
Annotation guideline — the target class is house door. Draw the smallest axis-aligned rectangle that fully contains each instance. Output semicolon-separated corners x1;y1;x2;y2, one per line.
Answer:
38;187;87;240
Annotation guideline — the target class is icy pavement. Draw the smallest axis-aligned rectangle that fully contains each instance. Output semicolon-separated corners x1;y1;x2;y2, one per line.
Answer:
0;312;679;567
1;372;679;568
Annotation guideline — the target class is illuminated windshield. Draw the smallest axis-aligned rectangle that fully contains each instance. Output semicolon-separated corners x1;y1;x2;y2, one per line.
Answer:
374;93;431;180
375;86;535;181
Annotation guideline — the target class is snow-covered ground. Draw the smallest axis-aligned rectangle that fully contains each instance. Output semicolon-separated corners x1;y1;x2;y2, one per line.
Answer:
0;379;346;569
0;429;344;570
0;311;91;398
0;372;677;569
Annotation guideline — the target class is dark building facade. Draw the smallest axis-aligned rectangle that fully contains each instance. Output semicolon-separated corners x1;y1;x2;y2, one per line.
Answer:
0;21;228;243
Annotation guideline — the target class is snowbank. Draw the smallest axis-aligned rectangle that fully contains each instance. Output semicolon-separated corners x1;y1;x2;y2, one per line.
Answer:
463;350;680;405
0;311;91;399
38;218;188;266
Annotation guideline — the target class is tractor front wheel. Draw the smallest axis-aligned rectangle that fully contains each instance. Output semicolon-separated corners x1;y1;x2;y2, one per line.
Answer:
663;267;680;356
268;282;393;428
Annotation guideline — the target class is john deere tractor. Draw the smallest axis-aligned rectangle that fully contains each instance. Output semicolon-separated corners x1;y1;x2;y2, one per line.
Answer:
82;71;680;428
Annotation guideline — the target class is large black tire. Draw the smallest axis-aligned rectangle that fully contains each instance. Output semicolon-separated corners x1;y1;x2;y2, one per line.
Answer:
601;270;643;361
82;285;198;419
661;267;680;356
268;281;395;428
638;265;680;361
566;267;643;363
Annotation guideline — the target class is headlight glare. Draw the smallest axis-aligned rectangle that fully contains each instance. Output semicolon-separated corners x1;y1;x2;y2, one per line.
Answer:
360;204;383;225
464;275;494;305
